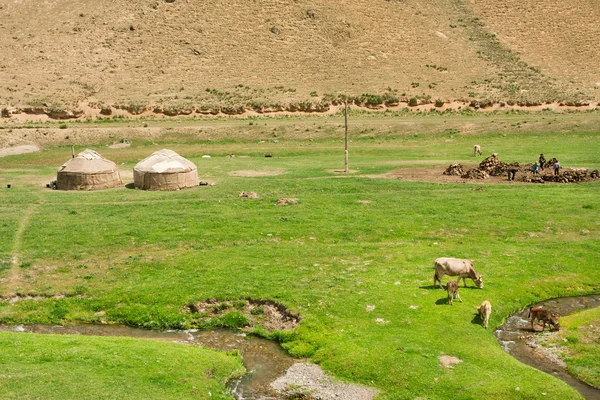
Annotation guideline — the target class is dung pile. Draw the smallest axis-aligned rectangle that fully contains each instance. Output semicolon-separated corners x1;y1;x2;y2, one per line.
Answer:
478;155;519;176
461;169;490;179
443;163;464;176
543;157;558;169
521;173;545;184
543;168;598;183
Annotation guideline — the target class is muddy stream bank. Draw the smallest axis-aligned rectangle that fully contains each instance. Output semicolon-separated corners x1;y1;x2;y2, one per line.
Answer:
494;295;600;400
0;324;294;399
0;324;377;400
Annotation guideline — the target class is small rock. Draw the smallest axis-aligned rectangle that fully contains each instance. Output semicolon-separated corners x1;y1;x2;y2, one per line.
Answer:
201;155;211;158
270;26;280;35
199;181;209;186
366;305;375;312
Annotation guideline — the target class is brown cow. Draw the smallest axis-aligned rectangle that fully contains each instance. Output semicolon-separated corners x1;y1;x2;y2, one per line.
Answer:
446;280;462;305
433;257;483;289
528;307;560;331
477;300;492;329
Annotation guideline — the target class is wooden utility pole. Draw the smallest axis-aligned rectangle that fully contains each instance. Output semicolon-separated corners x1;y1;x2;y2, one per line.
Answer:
344;101;349;173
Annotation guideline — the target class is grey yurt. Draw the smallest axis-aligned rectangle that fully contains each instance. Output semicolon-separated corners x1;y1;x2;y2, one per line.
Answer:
57;149;122;190
133;149;198;190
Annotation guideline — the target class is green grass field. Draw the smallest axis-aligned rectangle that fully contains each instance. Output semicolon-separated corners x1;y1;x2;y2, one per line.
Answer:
547;308;600;389
0;115;599;399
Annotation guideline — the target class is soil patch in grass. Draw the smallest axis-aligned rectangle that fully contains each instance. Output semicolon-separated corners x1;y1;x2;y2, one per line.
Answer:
186;298;300;332
439;355;463;369
229;169;286;177
0;145;40;157
382;164;600;185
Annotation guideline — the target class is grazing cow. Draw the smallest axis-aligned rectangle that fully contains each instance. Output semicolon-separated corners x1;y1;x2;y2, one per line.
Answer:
433;257;483;289
446;280;462;305
477;300;492;329
474;145;482;156
528;307;560;331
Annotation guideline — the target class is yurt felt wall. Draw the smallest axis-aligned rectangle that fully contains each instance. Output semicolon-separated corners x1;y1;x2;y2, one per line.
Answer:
133;149;198;190
57;149;122;190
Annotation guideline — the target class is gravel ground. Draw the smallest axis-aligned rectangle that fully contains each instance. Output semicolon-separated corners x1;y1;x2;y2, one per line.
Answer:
270;362;378;400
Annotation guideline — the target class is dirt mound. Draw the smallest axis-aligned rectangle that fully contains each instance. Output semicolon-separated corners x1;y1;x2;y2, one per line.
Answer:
186;298;300;332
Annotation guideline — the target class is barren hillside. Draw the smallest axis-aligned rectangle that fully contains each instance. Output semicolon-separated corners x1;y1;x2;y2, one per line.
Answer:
0;0;598;118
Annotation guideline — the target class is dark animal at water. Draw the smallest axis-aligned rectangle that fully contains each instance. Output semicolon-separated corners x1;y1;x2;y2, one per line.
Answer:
528;307;560;331
433;257;483;289
446;280;462;305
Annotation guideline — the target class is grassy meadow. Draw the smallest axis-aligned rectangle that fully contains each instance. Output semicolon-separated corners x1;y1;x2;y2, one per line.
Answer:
547;307;600;389
0;114;599;399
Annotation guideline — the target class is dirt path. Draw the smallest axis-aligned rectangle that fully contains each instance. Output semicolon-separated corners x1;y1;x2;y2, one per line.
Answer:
7;204;38;292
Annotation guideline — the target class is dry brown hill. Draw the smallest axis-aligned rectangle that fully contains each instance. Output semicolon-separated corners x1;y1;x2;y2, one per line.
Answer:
1;0;599;119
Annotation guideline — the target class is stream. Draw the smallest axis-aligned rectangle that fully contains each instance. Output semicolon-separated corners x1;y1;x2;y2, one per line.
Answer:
494;294;600;400
1;295;599;399
0;324;296;400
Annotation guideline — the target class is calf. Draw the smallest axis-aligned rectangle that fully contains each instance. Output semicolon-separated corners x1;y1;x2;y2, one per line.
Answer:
477;300;492;329
446;280;462;305
433;257;483;289
528;307;560;331
474;144;482;156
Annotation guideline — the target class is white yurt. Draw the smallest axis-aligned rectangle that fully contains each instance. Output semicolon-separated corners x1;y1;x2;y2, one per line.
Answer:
56;149;122;190
133;149;198;190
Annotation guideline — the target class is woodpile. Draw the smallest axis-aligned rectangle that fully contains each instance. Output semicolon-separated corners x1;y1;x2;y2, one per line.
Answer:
443;163;464;176
461;169;490;179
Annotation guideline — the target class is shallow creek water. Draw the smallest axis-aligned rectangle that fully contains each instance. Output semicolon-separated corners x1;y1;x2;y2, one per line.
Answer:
0;324;296;400
2;296;599;399
494;295;600;400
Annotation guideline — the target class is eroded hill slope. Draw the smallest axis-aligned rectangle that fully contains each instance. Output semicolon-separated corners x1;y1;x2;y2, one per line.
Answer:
0;0;598;117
